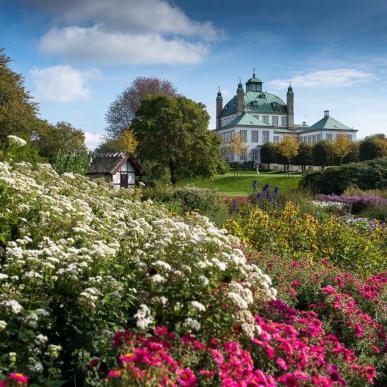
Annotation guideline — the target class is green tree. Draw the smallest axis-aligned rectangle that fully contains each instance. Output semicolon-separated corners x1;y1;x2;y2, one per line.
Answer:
106;77;178;138
36;121;87;163
0;49;40;160
359;134;387;161
293;142;313;172
260;143;277;170
342;141;360;164
312;141;333;169
277;136;299;175
132;95;223;185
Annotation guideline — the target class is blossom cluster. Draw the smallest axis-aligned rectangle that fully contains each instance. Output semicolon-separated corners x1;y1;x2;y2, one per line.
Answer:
0;161;275;383
98;316;376;386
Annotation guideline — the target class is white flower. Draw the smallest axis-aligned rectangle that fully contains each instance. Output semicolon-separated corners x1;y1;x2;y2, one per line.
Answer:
7;135;27;147
139;182;145;187
150;274;166;283
199;275;209;286
134;304;153;330
183;318;201;331
190;301;206;312
1;300;23;314
0;320;7;331
0;273;9;280
36;334;48;345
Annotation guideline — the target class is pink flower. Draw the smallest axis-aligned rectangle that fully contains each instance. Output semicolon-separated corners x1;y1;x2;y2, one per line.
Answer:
276;357;288;370
177;368;197;386
9;373;28;385
322;285;335;295
290;287;297;297
154;326;168;336
108;370;122;378
354;323;364;337
199;370;215;378
291;280;301;288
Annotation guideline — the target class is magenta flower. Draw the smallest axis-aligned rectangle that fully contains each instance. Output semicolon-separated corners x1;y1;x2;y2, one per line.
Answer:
9;373;28;385
177;368;197;386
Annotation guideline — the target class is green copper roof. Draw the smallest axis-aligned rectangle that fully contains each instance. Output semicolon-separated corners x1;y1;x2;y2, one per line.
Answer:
246;75;262;83
221;91;287;116
308;116;351;131
222;113;269;128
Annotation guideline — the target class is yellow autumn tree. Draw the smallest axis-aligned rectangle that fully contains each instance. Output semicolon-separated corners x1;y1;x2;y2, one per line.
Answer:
227;132;247;175
120;129;138;153
277;135;299;176
332;134;352;165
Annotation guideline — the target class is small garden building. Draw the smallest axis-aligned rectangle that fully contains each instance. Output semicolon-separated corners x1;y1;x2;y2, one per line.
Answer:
86;152;144;189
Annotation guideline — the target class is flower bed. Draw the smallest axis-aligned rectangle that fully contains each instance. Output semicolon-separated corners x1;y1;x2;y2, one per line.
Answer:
0;161;275;384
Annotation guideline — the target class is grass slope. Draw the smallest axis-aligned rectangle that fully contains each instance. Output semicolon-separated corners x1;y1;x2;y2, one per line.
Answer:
179;171;301;196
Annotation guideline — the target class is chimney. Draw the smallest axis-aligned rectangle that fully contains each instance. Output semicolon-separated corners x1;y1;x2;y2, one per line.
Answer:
324;110;329;118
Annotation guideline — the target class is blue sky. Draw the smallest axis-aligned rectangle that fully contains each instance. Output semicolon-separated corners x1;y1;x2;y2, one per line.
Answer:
1;0;387;148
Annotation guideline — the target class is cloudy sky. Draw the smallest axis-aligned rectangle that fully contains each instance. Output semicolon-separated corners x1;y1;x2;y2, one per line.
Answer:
1;0;387;147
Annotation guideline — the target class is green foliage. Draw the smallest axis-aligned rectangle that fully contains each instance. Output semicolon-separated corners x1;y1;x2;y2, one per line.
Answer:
260;143;277;168
142;185;229;225
36;121;87;163
0;49;41;161
359;134;387;161
52;150;92;174
132;95;224;185
293;142;313;171
226;202;386;276
300;157;387;194
312;140;333;167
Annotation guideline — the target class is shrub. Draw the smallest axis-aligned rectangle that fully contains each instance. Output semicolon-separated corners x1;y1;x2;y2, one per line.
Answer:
93;315;377;386
142;185;229;225
226;202;386;275
252;253;386;385
300;157;387;194
0;161;275;384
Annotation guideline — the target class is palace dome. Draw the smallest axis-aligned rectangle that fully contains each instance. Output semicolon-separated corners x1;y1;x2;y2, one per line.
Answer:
221;91;288;117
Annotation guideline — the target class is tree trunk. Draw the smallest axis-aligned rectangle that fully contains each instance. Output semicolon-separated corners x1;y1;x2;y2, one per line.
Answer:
169;159;177;186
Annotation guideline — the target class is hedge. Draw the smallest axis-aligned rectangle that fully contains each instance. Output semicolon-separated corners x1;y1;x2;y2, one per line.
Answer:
299;157;387;194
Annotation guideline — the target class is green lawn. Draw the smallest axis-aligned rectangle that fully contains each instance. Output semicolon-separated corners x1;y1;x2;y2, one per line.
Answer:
179;171;302;196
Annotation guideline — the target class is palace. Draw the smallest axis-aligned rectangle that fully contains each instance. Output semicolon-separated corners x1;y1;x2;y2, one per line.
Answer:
215;72;357;163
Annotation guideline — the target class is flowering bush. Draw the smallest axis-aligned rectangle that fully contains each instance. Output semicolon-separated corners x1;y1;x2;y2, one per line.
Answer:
0;161;275;384
315;193;387;212
96;318;377;386
253;253;386;385
227;202;386;275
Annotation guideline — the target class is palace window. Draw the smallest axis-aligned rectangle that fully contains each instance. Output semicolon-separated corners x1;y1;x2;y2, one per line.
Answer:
263;131;270;143
251;130;259;142
239;130;247;142
317;134;321;142
326;133;333;141
240;150;247;161
273;136;280;143
262;115;269;124
272;116;278;126
281;116;288;126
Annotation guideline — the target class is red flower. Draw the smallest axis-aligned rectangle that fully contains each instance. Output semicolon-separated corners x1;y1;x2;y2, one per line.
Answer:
177;368;197;386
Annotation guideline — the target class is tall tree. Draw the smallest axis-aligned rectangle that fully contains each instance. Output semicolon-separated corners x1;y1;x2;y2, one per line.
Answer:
260;143;277;170
277;135;299;175
131;95;223;185
106;77;178;138
226;132;247;175
293;142;313;172
332;134;353;165
359;134;387;161
312;141;333;169
0;49;40;160
36;121;87;163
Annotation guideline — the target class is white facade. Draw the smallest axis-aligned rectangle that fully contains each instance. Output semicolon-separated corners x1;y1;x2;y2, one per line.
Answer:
112;161;136;189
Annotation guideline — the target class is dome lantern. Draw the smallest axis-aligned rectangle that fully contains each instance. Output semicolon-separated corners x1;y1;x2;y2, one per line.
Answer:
246;68;263;92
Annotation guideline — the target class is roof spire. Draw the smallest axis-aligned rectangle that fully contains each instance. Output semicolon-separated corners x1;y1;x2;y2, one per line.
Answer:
217;86;222;97
253;67;256;77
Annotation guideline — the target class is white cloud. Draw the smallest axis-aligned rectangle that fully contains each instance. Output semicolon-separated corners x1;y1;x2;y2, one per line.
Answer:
32;0;218;39
33;0;219;65
84;131;103;150
39;26;208;65
30;65;100;102
270;68;372;89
